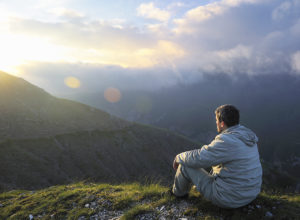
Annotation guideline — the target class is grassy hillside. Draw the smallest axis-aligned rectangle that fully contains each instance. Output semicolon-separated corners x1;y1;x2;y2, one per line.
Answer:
0;182;299;220
0;124;196;191
0;71;129;140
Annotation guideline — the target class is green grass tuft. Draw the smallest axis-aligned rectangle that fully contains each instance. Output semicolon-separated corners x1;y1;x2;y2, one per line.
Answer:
0;182;299;219
121;204;153;220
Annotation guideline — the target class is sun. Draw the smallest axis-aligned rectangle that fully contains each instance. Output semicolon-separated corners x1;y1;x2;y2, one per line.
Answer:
0;33;68;75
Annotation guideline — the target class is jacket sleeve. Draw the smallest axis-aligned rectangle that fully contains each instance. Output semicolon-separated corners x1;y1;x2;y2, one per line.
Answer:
176;134;231;168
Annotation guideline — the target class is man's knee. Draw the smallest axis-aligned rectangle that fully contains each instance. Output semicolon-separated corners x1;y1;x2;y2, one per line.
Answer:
178;164;191;181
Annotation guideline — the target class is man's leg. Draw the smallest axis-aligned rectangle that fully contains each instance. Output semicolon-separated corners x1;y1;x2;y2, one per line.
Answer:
172;164;214;200
172;164;192;197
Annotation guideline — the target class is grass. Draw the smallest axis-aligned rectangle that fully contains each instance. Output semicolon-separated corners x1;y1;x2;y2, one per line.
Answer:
0;182;171;220
0;182;299;220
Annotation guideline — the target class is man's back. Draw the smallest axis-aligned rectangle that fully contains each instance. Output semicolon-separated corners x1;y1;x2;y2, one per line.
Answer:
210;124;262;208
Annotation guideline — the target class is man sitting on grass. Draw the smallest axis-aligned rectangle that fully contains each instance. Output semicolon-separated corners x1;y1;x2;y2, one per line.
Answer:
172;104;262;208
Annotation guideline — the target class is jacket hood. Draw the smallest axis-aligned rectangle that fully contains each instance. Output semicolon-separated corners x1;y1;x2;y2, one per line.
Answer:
222;124;258;147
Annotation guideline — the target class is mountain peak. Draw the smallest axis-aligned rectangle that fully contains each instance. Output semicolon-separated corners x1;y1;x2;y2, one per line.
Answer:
0;71;129;139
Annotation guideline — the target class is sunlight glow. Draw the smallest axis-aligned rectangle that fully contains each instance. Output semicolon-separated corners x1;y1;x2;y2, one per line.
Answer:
0;34;67;74
0;33;185;71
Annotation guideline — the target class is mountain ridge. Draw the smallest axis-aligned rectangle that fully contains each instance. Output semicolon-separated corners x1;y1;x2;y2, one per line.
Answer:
0;71;129;140
0;71;197;191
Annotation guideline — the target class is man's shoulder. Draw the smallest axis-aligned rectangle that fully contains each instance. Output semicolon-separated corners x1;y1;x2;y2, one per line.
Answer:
214;132;240;145
215;133;231;141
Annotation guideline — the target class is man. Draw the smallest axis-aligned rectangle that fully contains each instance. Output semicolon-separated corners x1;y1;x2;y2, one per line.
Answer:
172;104;262;208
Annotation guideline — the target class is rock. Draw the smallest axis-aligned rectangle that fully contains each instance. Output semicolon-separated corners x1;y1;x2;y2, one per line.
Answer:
0;203;3;207
265;211;273;218
29;214;34;220
179;218;188;220
136;213;156;220
90;214;99;220
85;203;90;208
50;214;55;218
256;205;261;209
159;216;167;220
99;199;112;208
160;205;165;211
272;206;276;210
90;202;97;209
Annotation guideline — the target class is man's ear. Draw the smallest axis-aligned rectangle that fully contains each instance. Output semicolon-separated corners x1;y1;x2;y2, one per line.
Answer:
221;121;225;128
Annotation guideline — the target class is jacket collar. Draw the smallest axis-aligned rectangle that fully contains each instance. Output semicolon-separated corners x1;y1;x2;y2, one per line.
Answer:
221;124;240;134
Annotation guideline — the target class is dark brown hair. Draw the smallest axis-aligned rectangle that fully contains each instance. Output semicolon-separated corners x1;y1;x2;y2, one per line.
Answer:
215;104;240;127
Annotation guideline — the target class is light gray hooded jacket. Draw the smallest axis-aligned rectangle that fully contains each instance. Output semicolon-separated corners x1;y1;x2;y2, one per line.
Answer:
176;124;262;208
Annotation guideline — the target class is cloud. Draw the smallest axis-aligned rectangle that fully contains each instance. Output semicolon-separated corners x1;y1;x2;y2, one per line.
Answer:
167;2;185;10
137;2;171;22
272;1;292;21
291;51;300;73
18;61;181;95
173;0;261;33
48;7;85;20
8;16;185;68
168;0;300;76
32;0;71;10
3;0;300;94
271;0;300;21
290;18;300;36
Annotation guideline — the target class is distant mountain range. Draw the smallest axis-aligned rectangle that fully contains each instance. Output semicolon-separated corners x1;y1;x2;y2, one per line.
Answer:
0;71;196;191
62;73;300;191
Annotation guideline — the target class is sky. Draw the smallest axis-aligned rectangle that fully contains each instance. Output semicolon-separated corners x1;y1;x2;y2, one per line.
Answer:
0;0;300;95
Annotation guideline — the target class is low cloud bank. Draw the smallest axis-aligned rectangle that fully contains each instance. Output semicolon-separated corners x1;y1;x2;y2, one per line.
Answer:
9;0;300;94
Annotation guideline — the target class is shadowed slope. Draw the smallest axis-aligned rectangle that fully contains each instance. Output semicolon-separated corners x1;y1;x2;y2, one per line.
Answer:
0;71;197;191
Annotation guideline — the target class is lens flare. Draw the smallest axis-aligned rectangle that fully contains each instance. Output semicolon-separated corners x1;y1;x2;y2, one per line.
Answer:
64;77;81;88
104;87;122;103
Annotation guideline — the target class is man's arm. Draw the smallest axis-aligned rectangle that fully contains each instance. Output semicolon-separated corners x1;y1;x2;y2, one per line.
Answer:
174;134;231;169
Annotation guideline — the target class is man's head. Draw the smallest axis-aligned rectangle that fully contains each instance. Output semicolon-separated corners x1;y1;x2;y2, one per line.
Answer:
215;104;240;133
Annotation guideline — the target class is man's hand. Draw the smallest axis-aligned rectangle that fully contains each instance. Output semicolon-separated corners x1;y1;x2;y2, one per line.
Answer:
173;157;179;171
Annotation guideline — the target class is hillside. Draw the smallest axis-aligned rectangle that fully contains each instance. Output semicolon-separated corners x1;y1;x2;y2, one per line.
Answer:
0;71;129;139
1;182;299;220
0;71;196;191
0;125;194;191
